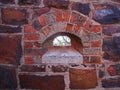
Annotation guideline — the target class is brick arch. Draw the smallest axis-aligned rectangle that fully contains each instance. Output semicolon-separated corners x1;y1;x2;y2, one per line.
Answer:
32;8;102;47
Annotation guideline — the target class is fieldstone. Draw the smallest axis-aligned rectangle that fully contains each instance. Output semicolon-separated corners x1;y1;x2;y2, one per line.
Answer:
0;65;17;89
0;25;21;33
102;78;120;88
19;75;65;90
72;2;90;15
18;0;40;5
2;8;28;25
20;65;46;72
69;68;98;89
93;4;120;24
0;35;22;65
43;0;69;9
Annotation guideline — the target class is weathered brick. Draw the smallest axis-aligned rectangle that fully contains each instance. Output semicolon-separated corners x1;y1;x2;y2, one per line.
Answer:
24;25;36;33
102;78;120;88
24;57;35;64
90;56;101;63
83;48;101;55
69;68;98;89
91;40;102;47
74;25;80;32
55;11;63;22
90;25;102;33
99;69;105;78
63;11;70;22
0;65;17;89
93;4;120;24
33;7;50;18
24;34;39;40
43;0;69;9
38;16;47;26
20;65;46;72
2;8;27;25
33;42;41;48
83;56;89;63
0;25;21;33
24;42;33;49
0;35;22;65
66;23;73;31
41;26;51;36
107;64;120;76
18;0;40;5
46;13;56;24
19;75;65;90
72;2;90;15
70;12;86;26
0;0;14;4
52;65;68;72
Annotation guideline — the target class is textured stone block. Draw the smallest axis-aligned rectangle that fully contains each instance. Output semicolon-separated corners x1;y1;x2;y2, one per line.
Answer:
19;75;65;90
0;65;17;89
2;8;27;25
0;25;21;33
102;78;120;88
0;0;14;4
18;0;40;5
69;68;98;89
93;4;120;24
20;65;46;72
52;65;68;72
72;2;90;15
43;0;69;9
0;35;22;65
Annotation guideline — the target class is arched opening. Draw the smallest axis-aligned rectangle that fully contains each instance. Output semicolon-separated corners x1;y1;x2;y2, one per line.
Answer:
42;32;83;64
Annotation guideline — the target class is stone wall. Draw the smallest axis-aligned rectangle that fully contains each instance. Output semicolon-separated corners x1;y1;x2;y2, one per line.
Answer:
0;0;120;90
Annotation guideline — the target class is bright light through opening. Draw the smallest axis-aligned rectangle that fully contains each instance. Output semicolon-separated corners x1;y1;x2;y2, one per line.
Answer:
53;36;71;46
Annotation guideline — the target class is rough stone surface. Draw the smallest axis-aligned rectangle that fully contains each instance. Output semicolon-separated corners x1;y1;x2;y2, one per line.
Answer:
102;78;120;88
93;4;120;24
72;2;90;15
69;68;98;89
43;0;69;9
52;65;68;72
20;65;46;72
0;35;22;65
0;0;14;4
2;8;27;25
18;0;40;5
19;75;65;90
0;65;17;89
0;25;21;33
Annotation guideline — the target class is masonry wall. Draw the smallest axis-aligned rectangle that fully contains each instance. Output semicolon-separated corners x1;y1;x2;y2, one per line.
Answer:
0;0;120;90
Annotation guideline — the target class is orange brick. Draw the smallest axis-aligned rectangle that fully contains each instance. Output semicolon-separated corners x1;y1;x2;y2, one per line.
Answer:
91;25;101;33
63;11;70;22
91;40;102;47
56;11;62;22
66;23;73;31
38;16;47;26
74;25;80;32
24;25;36;33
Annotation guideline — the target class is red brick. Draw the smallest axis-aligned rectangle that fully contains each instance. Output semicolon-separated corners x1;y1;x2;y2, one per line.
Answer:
66;23;73;31
74;25;80;32
90;56;101;63
0;35;22;65
2;8;27;25
24;57;34;64
41;26;51;36
63;11;70;22
24;34;39;40
55;11;63;22
91;40;102;47
24;25;36;33
33;42;41;48
38;16;47;26
19;75;65;90
83;56;89;63
107;66;117;76
84;20;92;30
91;25;101;33
69;68;98;89
70;13;79;23
24;42;33;48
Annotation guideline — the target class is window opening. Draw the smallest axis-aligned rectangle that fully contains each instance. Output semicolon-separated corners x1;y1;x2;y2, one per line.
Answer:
53;36;71;46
